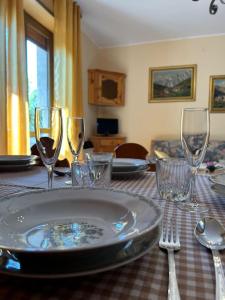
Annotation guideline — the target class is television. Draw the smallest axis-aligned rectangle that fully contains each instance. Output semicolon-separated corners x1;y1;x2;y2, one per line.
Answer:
97;118;118;136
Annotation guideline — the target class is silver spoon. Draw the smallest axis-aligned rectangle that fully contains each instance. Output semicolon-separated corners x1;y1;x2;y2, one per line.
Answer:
194;217;225;300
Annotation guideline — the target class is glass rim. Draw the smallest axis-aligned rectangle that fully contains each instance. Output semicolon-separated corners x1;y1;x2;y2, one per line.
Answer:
92;152;113;154
91;152;113;157
67;116;84;119
156;158;189;165
35;107;62;111
182;107;208;112
89;161;111;165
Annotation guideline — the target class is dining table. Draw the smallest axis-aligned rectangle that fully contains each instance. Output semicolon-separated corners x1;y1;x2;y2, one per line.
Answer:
0;167;224;300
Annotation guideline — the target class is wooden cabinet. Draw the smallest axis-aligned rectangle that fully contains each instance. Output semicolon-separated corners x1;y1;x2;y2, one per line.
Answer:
91;135;126;153
88;69;126;106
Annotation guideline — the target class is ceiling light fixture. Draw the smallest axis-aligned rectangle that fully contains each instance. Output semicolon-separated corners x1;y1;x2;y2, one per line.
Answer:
193;0;225;14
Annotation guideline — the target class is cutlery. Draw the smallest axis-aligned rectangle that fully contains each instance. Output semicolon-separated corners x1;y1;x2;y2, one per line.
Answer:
159;218;181;300
194;217;225;300
54;169;71;177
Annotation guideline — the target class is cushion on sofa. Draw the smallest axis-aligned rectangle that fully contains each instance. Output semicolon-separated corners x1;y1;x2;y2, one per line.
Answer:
151;139;225;162
151;140;184;159
205;141;225;162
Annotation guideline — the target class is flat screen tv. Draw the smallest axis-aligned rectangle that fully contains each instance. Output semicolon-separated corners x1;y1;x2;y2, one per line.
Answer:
97;118;118;136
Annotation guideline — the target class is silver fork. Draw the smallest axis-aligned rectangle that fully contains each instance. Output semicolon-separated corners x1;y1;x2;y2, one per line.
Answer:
159;218;181;300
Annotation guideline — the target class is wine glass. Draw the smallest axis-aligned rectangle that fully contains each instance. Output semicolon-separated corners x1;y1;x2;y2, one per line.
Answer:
179;107;210;212
67;117;85;186
35;107;63;189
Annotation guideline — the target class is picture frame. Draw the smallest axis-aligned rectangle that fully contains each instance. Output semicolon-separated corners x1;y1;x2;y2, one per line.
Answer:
148;64;197;102
209;75;225;113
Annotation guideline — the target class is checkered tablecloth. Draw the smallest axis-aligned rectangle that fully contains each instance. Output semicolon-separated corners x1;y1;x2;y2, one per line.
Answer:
0;168;224;300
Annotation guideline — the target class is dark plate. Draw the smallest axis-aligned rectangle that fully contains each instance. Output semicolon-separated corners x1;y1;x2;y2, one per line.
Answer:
0;161;37;172
0;226;160;278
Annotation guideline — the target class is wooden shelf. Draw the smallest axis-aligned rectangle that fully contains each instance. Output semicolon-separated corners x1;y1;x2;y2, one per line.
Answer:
91;135;126;153
88;69;126;106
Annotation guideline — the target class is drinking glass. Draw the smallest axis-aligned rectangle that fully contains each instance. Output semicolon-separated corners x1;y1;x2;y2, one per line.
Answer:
179;107;210;212
86;152;113;188
35;107;63;189
156;158;192;203
67;117;85;186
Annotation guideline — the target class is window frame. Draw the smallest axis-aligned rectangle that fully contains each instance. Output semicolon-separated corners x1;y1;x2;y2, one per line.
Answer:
24;13;54;138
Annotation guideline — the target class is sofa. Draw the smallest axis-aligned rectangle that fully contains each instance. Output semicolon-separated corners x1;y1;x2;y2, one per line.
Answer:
150;139;225;162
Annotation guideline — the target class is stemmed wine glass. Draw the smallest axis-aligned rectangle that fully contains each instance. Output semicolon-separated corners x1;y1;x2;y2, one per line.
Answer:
179;107;210;212
35;107;63;189
67;117;85;185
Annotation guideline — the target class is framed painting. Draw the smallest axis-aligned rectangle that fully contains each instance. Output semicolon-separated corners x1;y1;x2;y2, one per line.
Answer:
209;75;225;113
148;64;197;102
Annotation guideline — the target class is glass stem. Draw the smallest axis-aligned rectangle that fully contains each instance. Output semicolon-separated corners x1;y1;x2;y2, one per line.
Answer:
71;156;80;186
47;165;53;189
73;155;79;163
190;167;198;205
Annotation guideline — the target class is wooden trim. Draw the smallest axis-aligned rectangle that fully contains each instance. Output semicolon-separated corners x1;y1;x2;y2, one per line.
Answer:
36;0;54;16
25;13;53;48
26;26;48;50
88;69;126;77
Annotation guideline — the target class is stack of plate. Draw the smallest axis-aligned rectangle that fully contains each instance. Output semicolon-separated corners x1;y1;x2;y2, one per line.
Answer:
198;162;225;176
210;173;225;195
0;188;162;278
112;158;149;177
0;155;38;171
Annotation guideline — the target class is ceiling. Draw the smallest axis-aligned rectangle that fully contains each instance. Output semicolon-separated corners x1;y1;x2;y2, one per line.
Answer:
76;0;225;48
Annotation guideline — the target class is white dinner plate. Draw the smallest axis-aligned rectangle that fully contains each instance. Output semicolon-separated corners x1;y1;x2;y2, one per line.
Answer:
0;187;162;278
0;187;161;251
112;158;148;172
55;159;149;178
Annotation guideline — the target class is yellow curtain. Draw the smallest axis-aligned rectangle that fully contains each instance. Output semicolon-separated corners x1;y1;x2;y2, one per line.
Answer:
54;0;83;161
0;0;29;155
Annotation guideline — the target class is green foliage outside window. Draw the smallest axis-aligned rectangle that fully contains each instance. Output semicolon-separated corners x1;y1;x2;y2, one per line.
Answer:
28;89;37;132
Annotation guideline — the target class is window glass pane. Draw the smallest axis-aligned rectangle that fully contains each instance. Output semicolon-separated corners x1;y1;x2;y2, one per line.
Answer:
26;40;50;133
25;14;53;148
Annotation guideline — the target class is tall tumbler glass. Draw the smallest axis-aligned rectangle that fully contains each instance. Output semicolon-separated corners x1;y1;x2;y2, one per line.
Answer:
180;107;210;212
35;107;63;189
156;158;192;203
86;152;113;188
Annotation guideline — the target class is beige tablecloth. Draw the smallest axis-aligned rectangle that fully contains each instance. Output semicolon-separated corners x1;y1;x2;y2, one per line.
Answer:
0;167;224;300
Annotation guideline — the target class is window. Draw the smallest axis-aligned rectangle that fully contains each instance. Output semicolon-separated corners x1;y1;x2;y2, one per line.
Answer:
25;14;53;146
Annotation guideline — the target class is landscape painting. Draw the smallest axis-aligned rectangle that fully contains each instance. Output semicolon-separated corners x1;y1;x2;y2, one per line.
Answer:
148;65;196;102
209;75;225;113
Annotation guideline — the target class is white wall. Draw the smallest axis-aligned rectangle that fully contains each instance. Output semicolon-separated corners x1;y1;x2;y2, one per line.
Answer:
81;33;99;139
95;36;225;151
